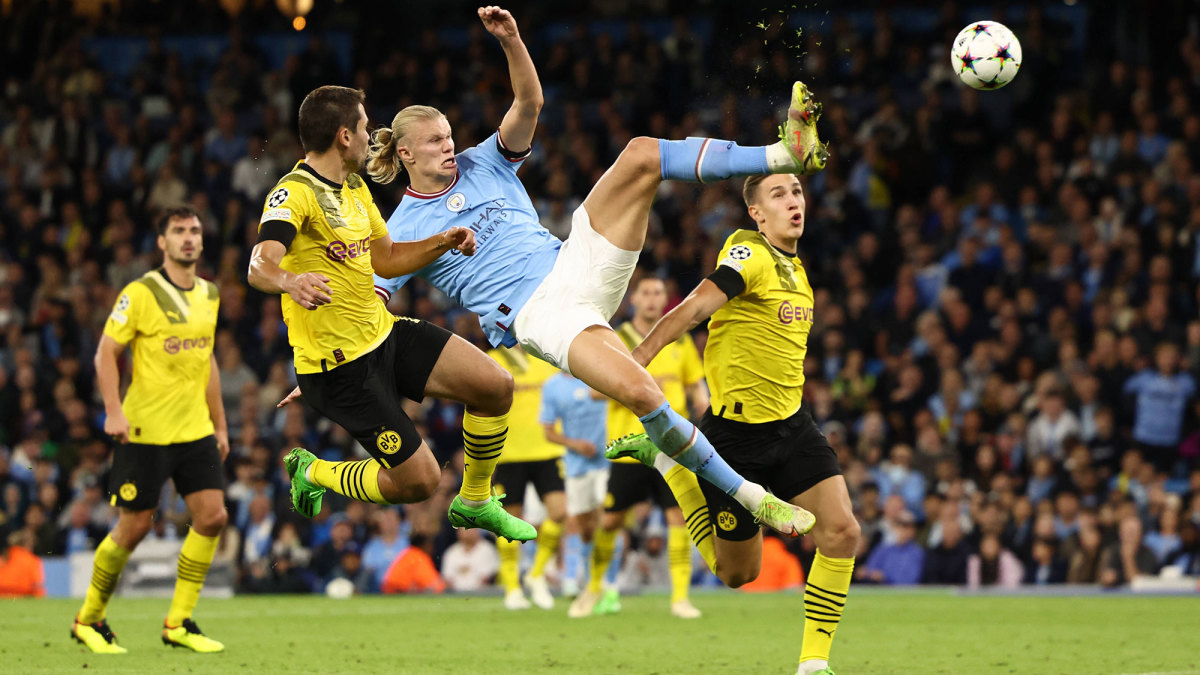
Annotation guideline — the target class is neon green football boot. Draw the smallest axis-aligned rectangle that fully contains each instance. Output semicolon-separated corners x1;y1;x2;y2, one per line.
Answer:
593;588;622;615
778;80;829;175
448;494;537;542
162;619;224;653
284;448;325;519
604;433;660;466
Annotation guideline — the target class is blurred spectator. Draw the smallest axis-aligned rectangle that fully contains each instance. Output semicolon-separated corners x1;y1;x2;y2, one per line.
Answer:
921;517;970;584
1100;516;1158;587
1066;523;1105;584
1123;343;1196;472
362;508;409;591
1022;538;1067;585
0;523;44;597
858;510;924;585
440;528;499;592
967;535;1023;589
382;534;445;594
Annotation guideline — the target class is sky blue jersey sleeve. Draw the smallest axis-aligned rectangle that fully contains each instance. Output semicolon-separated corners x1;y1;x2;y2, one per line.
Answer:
372;270;412;302
460;130;532;175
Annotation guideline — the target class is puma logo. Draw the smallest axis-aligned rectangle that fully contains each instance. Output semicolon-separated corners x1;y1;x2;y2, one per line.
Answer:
816;628;835;637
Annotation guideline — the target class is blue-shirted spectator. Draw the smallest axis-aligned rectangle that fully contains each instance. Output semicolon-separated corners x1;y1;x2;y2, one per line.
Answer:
1123;344;1197;472
362;508;410;592
858;510;925;584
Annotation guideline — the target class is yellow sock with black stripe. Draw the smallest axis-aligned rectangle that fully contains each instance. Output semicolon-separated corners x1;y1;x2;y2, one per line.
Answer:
78;535;131;623
497;536;521;592
530;518;562;579
166;529;219;626
667;525;692;604
308;458;389;504
664;464;717;574
800;550;854;669
461;412;508;503
588;527;617;593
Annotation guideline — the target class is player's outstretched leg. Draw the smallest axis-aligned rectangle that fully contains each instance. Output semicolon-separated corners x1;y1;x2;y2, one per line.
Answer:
606;433;815;537
426;335;537;543
579;79;827;253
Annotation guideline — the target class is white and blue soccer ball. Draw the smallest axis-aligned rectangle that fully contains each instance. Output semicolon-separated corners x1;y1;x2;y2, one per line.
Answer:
951;21;1022;90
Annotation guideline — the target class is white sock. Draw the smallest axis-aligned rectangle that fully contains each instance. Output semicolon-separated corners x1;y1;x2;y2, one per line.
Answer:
304;465;313;482
652;451;678;476
458;495;489;508
765;141;794;172
732;481;768;513
798;659;828;675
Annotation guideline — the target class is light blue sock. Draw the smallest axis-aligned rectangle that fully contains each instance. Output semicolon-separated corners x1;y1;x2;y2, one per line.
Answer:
658;138;770;183
640;402;745;496
563;533;583;586
604;533;624;586
581;540;594;583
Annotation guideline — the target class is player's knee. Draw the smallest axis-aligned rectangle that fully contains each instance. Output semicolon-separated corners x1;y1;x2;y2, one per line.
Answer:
820;514;861;557
473;366;514;417
123;511;155;543
618;377;664;418
619;136;661;178
718;563;761;589
194;506;228;535
407;471;440;503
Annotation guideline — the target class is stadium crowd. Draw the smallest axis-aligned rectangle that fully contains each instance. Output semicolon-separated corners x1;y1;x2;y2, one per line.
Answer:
1;0;1199;597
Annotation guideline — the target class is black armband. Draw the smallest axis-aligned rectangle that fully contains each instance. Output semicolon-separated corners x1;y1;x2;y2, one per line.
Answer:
257;220;297;249
496;131;532;161
707;265;747;299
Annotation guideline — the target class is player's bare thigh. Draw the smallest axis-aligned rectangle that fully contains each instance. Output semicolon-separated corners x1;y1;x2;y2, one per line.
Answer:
790;475;859;558
423;333;513;417
580;136;662;252
712;532;764;589
567;326;667;418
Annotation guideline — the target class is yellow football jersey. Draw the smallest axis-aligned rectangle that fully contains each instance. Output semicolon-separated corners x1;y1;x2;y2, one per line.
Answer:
259;162;396;374
608;322;704;462
488;347;564;464
705;230;814;424
103;270;219;445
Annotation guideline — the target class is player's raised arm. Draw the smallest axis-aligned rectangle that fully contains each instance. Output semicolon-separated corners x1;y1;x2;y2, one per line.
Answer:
480;5;542;152
632;280;730;367
370;227;476;279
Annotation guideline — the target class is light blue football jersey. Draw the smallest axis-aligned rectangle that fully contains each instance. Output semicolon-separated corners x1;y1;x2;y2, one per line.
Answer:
539;373;609;478
374;132;561;347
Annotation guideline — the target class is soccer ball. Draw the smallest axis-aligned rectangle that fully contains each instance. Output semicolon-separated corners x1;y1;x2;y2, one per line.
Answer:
325;577;354;599
950;21;1022;90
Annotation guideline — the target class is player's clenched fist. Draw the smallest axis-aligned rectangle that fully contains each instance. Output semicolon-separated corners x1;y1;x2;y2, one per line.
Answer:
440;226;477;256
478;6;519;41
285;272;333;310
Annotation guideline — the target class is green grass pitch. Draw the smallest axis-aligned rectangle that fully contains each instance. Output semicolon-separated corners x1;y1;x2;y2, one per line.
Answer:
3;590;1199;674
